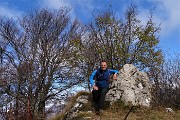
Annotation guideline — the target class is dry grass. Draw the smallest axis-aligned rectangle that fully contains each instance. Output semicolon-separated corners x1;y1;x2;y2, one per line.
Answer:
69;107;180;120
51;92;180;120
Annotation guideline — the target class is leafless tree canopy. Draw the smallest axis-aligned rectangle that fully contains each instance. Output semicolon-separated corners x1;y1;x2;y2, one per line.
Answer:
0;8;84;119
151;55;180;109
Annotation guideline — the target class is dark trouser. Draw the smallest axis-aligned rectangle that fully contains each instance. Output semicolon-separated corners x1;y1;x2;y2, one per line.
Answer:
92;87;109;111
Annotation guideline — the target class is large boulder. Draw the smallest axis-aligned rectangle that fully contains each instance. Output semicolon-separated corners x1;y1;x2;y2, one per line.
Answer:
106;64;152;107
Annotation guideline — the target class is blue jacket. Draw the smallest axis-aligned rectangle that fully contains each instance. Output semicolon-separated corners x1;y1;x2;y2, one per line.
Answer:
89;68;118;88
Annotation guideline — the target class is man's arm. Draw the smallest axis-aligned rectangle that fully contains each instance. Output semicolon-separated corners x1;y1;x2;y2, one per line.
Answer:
109;69;119;74
109;69;119;80
89;70;97;87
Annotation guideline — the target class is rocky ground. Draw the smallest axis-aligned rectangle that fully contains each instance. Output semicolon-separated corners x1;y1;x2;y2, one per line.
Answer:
70;108;180;120
52;106;180;120
51;64;180;120
51;96;180;120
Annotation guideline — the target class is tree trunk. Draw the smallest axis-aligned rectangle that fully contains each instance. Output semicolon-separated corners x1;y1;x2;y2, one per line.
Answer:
37;101;45;120
15;96;19;120
26;97;33;120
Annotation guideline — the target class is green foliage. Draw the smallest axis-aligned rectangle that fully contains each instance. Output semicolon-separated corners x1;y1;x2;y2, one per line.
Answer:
84;4;163;72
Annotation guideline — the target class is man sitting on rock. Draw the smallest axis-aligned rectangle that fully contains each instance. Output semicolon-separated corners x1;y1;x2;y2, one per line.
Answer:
89;60;118;115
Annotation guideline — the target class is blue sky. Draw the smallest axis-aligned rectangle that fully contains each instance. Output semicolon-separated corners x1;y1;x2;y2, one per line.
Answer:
0;0;179;57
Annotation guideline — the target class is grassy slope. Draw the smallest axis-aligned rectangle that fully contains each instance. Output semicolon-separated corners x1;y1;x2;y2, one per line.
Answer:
70;107;180;120
51;92;180;120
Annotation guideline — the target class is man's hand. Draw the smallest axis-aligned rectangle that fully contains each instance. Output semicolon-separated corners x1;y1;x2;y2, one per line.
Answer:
113;73;117;80
93;85;98;90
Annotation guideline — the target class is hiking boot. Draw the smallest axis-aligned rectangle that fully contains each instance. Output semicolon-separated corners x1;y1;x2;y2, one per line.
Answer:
96;112;100;115
95;111;100;115
95;109;104;116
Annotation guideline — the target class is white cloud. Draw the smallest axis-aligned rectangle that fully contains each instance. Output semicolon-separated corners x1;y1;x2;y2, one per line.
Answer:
153;0;180;36
74;0;94;10
40;0;94;10
0;3;23;19
155;0;180;49
39;0;76;21
39;0;94;23
40;0;72;9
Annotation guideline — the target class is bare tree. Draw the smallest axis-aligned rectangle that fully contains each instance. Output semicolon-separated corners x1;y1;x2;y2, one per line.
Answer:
151;54;180;109
0;8;84;119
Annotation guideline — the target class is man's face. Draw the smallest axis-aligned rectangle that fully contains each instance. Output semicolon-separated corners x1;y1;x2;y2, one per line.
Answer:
100;62;107;70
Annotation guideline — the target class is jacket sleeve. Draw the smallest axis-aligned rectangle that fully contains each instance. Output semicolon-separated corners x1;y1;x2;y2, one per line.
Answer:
109;69;119;75
89;70;97;87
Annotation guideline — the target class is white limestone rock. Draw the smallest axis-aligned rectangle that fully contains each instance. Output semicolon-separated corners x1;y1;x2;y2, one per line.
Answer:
106;64;152;107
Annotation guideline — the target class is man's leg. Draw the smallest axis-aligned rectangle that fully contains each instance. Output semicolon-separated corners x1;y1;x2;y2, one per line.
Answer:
92;89;100;112
98;87;109;110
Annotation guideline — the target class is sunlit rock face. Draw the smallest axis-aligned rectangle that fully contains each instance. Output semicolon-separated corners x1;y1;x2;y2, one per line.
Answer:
64;94;89;120
106;64;152;107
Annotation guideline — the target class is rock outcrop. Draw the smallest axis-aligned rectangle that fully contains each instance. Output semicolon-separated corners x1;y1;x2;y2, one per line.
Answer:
61;64;152;119
106;64;152;107
63;92;89;120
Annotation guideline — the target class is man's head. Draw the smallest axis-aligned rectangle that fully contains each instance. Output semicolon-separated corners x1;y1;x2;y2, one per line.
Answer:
100;60;107;71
